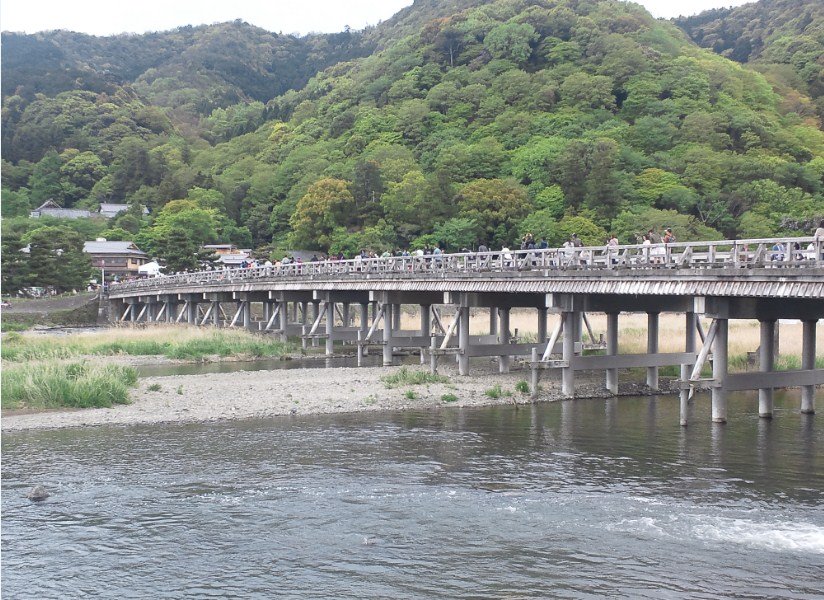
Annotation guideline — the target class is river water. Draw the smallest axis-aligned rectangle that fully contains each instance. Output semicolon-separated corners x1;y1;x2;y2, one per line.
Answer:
2;390;822;598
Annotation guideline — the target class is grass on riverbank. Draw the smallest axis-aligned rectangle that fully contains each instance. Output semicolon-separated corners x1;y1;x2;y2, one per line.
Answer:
381;367;449;388
1;362;138;409
1;326;295;362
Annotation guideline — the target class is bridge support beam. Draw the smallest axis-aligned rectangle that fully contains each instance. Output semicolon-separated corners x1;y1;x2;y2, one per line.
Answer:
647;312;660;391
279;301;289;341
680;312;697;426
458;306;470;376
242;302;251;330
537;307;548;344
125;301;137;322
801;320;817;414
420;304;431;364
489;307;498;335
498;308;511;373
712;317;729;423
392;304;401;330
562;311;577;397
325;301;335;356
383;303;394;366
359;303;369;359
759;320;776;418
311;302;320;347
606;312;619;394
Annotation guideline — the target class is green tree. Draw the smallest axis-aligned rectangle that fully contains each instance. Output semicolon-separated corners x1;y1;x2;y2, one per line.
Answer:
140;199;221;261
186;187;227;211
59;150;105;198
511;137;568;187
611;207;723;243
290;178;356;250
0;187;33;217
25;225;91;292
519;209;558;243
98;227;132;241
534;185;566;218
553;214;608;247
560;73;616;110
455;178;532;247
0;227;31;293
28;151;64;205
484;23;538;65
152;226;212;273
431;217;481;251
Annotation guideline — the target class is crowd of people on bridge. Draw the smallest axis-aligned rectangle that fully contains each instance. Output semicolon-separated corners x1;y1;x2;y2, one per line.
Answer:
141;221;824;281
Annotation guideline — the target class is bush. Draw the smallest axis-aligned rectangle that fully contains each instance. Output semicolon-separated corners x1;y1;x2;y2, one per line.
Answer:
441;393;458;403
1;361;138;409
485;384;503;399
381;367;448;388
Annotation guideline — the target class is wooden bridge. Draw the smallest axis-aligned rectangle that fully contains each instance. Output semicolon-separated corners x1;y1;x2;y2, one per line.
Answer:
108;236;824;425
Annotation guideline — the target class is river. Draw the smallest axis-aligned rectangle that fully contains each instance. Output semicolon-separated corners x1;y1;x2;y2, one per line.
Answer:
2;390;822;598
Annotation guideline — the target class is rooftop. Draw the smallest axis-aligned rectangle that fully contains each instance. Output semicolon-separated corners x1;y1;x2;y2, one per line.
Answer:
83;241;147;256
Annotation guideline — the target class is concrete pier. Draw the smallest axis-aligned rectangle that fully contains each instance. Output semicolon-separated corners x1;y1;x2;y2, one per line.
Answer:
647;312;659;390
606;312;619;394
458;306;470;375
325;301;335;355
758;320;775;418
562;311;576;397
712;318;729;424
802;320;817;414
680;312;697;427
498;308;511;373
383;303;394;366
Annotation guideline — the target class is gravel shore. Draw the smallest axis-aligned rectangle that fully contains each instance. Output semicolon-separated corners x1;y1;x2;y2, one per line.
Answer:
1;361;658;432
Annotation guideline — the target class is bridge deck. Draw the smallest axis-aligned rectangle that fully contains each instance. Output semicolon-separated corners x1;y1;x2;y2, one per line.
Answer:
110;236;824;300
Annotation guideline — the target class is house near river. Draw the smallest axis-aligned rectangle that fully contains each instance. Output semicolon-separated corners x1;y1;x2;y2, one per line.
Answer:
83;240;150;277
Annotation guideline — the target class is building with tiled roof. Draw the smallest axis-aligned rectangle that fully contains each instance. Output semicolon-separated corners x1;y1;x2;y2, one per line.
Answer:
83;240;149;277
30;200;92;219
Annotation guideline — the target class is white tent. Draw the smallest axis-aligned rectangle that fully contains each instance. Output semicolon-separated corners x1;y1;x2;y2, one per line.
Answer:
138;261;163;277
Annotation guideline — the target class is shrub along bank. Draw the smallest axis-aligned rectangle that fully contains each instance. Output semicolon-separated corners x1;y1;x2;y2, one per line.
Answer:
1;362;138;409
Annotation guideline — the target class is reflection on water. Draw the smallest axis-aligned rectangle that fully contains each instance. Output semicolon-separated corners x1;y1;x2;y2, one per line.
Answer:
2;390;822;598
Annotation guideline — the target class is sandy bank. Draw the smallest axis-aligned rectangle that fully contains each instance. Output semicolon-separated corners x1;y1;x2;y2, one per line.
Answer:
1;363;661;432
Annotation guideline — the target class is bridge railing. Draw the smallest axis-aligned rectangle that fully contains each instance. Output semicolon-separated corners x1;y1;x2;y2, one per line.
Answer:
112;236;822;294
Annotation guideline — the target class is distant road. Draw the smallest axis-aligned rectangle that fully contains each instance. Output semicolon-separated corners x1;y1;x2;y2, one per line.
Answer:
2;292;98;314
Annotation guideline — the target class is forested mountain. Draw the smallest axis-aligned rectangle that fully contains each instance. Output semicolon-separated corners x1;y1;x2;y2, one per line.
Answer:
1;22;372;142
676;0;824;121
2;0;823;278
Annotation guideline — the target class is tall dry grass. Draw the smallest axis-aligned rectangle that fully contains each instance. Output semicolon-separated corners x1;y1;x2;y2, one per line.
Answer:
2;325;294;362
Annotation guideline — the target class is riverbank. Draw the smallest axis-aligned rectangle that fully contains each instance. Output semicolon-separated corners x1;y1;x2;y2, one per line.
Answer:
0;361;663;431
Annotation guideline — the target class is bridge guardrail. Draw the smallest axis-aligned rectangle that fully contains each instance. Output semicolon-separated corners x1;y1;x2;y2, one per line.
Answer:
112;236;823;294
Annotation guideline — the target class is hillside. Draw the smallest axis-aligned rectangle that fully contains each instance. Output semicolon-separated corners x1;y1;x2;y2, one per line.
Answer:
675;0;824;121
1;22;372;144
2;0;823;283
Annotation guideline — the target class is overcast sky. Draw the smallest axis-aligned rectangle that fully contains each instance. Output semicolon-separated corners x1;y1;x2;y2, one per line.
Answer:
1;0;754;36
